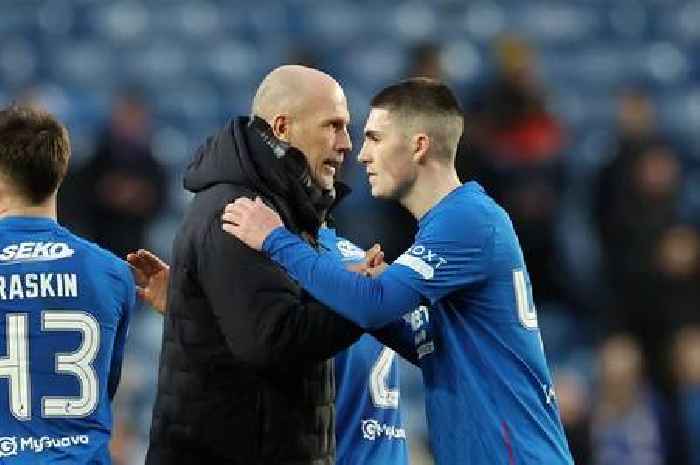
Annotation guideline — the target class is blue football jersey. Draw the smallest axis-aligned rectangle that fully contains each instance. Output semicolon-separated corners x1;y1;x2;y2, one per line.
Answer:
0;217;135;464
318;228;408;465
382;182;574;465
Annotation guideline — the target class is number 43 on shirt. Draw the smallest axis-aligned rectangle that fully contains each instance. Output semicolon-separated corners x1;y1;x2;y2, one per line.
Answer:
0;311;100;420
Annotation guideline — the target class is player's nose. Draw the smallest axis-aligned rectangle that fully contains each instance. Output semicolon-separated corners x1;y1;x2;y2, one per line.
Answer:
357;144;370;164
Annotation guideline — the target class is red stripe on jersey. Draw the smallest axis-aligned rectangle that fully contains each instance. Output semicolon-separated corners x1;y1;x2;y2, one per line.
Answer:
502;420;516;465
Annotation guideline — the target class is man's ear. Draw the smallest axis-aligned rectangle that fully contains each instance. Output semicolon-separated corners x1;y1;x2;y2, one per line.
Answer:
412;133;430;163
272;114;291;142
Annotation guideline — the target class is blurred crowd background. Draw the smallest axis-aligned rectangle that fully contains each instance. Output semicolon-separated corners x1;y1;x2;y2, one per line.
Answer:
1;1;700;464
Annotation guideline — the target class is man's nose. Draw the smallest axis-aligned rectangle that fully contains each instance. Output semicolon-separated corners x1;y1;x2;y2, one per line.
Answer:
336;127;352;153
357;145;369;164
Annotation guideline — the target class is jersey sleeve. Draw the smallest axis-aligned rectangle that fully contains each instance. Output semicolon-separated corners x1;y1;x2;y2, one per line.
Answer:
263;227;423;329
383;207;495;304
108;262;137;399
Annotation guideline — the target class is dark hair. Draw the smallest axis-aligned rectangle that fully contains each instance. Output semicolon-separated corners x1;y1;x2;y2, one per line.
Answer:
370;77;463;118
0;105;70;204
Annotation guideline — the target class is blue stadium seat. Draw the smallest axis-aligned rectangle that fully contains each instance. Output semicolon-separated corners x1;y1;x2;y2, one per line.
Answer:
202;40;259;83
171;1;224;42
52;41;115;88
0;3;38;34
122;40;189;87
514;3;599;44
657;87;700;137
654;2;700;42
0;38;38;87
642;41;691;86
606;1;649;40
440;39;483;86
390;2;439;43
304;2;365;47
152;125;194;170
37;0;76;36
460;2;507;44
95;1;150;43
340;42;405;88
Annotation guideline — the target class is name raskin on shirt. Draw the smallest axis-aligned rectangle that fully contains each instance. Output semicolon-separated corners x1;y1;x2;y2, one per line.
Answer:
0;273;78;300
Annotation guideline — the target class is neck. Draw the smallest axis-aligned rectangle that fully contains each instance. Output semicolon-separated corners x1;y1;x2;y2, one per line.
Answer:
399;164;461;220
0;195;57;221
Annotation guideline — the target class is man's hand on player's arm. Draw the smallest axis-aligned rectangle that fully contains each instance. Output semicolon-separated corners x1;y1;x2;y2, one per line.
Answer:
222;197;284;250
126;249;169;314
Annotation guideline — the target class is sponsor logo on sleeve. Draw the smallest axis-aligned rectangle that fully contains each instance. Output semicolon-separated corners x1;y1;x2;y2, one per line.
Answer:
394;245;447;280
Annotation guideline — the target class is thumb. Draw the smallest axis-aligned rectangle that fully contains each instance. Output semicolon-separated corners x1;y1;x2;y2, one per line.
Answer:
366;243;383;266
366;243;381;257
372;251;385;267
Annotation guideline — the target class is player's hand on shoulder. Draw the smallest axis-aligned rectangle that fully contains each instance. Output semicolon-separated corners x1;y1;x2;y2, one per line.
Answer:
126;249;170;314
221;197;284;251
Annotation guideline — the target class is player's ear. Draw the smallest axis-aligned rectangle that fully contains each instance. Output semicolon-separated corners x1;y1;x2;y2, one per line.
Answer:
411;133;430;164
272;114;291;142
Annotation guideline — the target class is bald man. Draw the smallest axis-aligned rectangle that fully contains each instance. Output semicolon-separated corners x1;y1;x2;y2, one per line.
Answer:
145;66;367;465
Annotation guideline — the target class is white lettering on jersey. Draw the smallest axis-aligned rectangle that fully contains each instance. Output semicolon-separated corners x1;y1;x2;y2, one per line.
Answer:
395;254;434;279
0;274;79;300
361;419;406;441
336;239;366;261
0;243;74;265
395;245;448;280
543;384;557;406
409;245;448;268
402;306;435;359
403;305;430;331
0;434;89;458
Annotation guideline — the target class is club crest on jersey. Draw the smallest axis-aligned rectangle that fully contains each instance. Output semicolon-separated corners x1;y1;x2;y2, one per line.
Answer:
0;436;18;457
395;245;447;280
0;242;75;265
336;239;365;261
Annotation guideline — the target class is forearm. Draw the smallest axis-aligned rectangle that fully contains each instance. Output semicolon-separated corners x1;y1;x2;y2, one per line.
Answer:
263;228;421;329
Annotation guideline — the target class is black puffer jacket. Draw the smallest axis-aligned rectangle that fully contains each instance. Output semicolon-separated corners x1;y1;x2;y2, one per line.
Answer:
145;117;362;465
